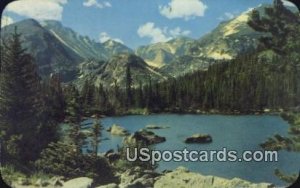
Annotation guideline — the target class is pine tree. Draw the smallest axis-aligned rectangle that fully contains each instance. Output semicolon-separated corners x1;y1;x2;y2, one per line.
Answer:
64;84;81;123
42;73;65;121
81;79;95;115
125;64;133;109
68;123;86;155
91;119;101;157
0;28;56;163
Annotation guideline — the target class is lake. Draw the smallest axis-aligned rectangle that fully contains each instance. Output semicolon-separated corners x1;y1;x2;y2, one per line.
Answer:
81;114;300;186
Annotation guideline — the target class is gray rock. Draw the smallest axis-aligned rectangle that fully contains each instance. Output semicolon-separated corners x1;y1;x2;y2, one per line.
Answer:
184;134;212;144
109;124;129;136
104;149;115;157
63;177;93;188
96;183;119;188
154;167;274;188
124;129;166;145
145;125;169;130
117;167;158;188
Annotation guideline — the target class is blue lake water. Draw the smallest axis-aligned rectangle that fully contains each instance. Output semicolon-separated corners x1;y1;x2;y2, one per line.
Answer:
81;114;300;186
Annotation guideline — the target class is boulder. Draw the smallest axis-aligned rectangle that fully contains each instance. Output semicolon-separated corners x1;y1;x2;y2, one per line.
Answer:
63;177;93;188
96;183;118;188
105;149;115;156
154;167;274;188
108;124;129;136
124;129;166;145
118;167;159;188
184;134;212;144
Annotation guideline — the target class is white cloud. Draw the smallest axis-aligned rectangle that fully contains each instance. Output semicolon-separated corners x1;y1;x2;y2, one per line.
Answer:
99;32;123;44
169;27;191;37
137;22;191;44
282;0;296;7
218;11;239;21
224;12;235;19
159;0;207;20
138;22;171;43
1;16;14;28
83;0;111;9
5;0;67;21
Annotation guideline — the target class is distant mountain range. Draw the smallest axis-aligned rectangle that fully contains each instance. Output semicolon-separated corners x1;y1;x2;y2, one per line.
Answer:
1;19;133;81
76;54;167;88
136;37;195;68
41;20;133;60
1;19;82;81
1;4;277;85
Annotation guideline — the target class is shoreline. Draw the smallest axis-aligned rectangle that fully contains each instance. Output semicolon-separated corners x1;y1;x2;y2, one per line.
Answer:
80;108;286;120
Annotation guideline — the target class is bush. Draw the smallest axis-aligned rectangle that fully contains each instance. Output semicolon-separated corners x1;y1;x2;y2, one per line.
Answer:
35;141;116;185
0;165;26;186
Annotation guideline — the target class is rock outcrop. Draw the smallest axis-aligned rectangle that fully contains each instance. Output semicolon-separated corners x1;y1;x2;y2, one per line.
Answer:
9;167;276;188
145;125;169;130
118;167;160;188
184;134;212;144
154;167;274;188
96;183;118;188
124;129;166;145
63;177;93;188
107;124;129;136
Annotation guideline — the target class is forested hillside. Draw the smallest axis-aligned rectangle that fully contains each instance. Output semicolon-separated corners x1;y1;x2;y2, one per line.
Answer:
65;0;300;115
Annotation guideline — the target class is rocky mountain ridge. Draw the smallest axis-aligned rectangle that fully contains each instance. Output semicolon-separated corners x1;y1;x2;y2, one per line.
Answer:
1;4;279;84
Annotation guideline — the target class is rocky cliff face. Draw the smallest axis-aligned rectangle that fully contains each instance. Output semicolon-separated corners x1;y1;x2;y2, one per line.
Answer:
136;37;194;68
1;19;134;81
1;4;285;84
188;8;262;61
1;19;82;81
136;6;267;76
76;53;167;88
41;20;133;61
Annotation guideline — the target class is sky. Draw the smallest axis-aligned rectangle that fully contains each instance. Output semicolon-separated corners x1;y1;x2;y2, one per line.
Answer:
1;0;296;49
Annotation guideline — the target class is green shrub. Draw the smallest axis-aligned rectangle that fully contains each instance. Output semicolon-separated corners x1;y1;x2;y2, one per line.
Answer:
0;165;26;186
35;141;116;185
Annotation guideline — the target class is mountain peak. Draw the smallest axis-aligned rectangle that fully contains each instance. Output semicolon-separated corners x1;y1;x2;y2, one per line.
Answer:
6;19;41;29
136;36;195;68
103;39;122;46
39;20;63;28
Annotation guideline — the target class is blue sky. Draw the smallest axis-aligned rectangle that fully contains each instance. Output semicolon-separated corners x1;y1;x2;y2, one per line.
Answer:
1;0;296;49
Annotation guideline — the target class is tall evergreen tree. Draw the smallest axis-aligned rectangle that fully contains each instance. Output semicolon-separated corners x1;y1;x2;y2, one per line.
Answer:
68;122;86;155
125;64;133;109
64;84;81;122
0;28;57;163
91;119;101;157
